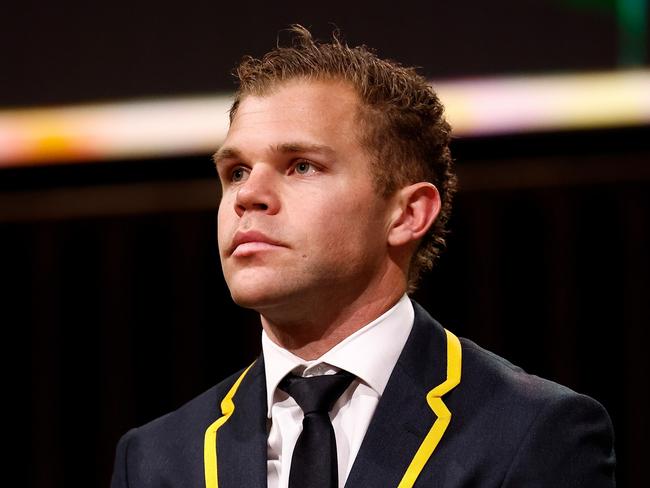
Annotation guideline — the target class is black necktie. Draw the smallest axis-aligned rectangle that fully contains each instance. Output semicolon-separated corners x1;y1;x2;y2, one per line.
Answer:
279;370;355;488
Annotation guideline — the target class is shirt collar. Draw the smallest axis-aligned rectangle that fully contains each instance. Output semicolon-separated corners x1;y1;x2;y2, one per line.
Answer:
262;294;414;417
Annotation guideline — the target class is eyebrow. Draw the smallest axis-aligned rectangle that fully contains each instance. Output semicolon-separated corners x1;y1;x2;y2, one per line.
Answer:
212;142;335;168
274;142;335;157
212;147;241;167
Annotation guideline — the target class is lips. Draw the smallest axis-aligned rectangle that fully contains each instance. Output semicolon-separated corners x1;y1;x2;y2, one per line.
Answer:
229;230;285;256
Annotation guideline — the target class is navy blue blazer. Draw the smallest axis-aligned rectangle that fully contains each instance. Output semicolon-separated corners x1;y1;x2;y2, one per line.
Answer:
111;302;616;487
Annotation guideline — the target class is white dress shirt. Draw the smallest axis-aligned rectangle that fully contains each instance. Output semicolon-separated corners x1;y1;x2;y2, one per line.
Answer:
262;295;415;488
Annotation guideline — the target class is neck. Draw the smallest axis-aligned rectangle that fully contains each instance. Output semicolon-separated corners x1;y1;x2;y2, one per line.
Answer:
260;271;406;360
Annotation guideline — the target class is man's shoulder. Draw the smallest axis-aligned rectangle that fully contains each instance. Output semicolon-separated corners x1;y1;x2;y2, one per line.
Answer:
452;336;613;458
412;301;603;410
447;337;616;485
110;366;256;488
119;365;252;449
458;336;602;408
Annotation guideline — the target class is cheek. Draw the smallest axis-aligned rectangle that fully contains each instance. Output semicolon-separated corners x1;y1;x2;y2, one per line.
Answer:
309;199;378;254
216;203;232;253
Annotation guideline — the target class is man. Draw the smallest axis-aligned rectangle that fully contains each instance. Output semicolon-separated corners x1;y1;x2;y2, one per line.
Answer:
111;26;616;487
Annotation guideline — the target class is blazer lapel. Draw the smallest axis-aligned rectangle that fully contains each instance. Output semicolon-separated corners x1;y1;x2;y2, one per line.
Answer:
345;301;451;488
215;356;268;488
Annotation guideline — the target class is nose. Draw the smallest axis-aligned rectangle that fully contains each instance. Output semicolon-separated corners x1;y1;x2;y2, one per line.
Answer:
234;165;280;217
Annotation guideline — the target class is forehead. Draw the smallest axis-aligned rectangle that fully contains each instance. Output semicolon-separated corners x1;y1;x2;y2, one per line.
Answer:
225;80;362;148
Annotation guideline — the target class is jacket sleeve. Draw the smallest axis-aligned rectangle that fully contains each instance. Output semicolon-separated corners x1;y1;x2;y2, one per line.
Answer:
501;392;616;487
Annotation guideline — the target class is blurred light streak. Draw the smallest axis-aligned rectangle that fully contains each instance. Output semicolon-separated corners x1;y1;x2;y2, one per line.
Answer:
0;70;649;167
436;69;650;136
0;97;233;166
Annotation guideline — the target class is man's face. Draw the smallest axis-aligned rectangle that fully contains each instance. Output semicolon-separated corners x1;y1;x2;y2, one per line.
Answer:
216;79;395;319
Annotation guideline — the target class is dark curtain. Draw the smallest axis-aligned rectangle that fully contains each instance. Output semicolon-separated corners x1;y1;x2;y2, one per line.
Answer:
2;129;648;487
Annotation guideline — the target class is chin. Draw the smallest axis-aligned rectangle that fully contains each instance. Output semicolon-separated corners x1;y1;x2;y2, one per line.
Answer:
223;265;318;314
226;274;289;311
229;288;269;309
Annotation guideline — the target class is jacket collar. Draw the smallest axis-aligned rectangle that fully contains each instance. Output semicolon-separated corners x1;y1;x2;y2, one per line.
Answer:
212;300;457;488
215;357;268;488
344;300;452;487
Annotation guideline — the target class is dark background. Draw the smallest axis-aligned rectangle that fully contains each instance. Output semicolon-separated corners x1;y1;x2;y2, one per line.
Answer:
2;0;634;107
2;1;649;487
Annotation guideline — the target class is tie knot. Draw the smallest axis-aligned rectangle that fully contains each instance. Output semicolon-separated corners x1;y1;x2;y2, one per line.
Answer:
279;370;354;415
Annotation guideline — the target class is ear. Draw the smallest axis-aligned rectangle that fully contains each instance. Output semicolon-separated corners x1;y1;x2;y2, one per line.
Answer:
387;182;441;247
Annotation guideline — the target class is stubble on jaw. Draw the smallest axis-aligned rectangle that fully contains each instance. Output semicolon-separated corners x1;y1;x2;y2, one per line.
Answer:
256;257;405;360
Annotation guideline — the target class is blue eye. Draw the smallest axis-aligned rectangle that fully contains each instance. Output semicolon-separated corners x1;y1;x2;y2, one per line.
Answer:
231;167;248;182
295;161;314;175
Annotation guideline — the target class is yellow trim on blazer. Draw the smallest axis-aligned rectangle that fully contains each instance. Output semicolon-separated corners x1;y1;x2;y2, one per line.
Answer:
398;329;462;488
203;328;461;488
204;362;255;488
